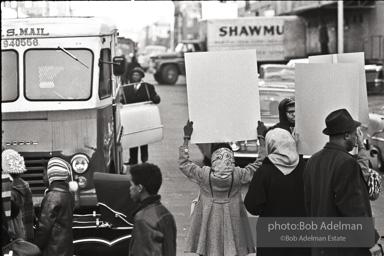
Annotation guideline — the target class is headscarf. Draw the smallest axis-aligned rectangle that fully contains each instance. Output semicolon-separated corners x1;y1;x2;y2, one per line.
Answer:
211;147;235;179
265;128;299;175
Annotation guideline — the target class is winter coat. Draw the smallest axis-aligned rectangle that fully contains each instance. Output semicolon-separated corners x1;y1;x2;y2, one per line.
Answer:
2;173;11;220
244;157;309;256
179;146;257;256
304;142;379;256
121;82;160;105
129;195;177;256
11;177;34;242
34;181;75;256
8;184;26;240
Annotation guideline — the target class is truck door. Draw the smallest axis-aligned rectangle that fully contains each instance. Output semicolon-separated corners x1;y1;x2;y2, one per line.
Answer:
119;99;163;163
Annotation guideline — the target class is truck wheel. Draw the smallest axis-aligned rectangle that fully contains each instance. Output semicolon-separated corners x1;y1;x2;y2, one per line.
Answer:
161;65;179;85
154;72;163;84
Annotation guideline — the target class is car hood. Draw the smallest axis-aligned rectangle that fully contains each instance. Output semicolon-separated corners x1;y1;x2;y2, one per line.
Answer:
151;52;183;59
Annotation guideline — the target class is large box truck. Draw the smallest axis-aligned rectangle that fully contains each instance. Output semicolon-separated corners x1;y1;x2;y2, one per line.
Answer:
151;16;306;84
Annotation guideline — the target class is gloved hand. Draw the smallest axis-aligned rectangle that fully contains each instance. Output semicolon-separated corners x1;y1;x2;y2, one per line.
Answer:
152;94;161;104
184;120;194;138
257;121;267;139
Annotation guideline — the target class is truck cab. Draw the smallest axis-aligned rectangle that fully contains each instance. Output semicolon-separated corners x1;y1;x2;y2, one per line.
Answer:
150;40;205;85
1;16;163;210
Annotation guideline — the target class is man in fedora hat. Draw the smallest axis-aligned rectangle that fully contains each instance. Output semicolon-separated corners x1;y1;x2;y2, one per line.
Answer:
121;67;161;166
303;108;381;256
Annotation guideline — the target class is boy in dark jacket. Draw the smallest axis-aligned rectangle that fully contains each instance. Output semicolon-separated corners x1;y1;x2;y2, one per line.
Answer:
129;163;176;256
34;157;75;256
266;97;295;136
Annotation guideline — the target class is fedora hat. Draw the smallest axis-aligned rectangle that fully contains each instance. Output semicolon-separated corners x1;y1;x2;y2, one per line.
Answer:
130;67;145;78
322;109;361;135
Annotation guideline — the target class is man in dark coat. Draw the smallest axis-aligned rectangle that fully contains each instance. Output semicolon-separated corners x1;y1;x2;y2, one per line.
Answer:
121;67;161;165
129;163;176;256
303;109;381;256
265;97;295;137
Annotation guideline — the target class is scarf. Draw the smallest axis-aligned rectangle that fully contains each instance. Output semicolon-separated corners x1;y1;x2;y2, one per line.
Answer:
211;148;235;179
266;128;299;175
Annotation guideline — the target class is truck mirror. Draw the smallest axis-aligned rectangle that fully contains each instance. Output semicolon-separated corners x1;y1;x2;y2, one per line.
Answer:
113;56;126;76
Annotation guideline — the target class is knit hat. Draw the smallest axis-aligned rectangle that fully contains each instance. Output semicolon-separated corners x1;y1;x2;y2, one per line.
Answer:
47;157;70;184
2;149;27;174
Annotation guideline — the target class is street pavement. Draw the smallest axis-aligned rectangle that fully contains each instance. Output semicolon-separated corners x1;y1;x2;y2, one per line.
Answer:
142;73;384;255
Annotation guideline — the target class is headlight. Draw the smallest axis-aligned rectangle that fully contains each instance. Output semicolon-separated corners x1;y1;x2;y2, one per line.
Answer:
230;142;240;151
71;154;89;174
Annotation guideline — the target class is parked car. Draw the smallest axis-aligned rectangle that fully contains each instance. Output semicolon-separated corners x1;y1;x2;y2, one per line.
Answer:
258;64;295;89
149;40;206;84
137;45;167;71
365;64;384;95
197;86;295;166
365;112;384;173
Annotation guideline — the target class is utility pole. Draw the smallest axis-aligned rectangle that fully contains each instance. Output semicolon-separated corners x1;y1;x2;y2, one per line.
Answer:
337;1;344;53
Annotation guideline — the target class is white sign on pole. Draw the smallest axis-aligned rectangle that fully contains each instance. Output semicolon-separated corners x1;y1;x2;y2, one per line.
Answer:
185;49;260;144
295;63;359;155
308;52;369;126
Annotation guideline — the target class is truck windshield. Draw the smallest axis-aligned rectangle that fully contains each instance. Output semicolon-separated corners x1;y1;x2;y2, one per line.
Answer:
1;50;19;102
25;49;93;101
174;43;186;53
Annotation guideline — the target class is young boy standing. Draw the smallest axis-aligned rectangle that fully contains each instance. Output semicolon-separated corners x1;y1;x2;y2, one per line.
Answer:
34;157;75;256
129;163;176;256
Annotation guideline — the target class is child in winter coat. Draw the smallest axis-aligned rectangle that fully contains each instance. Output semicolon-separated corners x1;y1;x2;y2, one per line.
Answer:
2;149;35;242
34;157;75;256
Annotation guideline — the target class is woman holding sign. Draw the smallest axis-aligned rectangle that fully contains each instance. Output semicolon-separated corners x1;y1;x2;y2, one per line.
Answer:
179;120;267;256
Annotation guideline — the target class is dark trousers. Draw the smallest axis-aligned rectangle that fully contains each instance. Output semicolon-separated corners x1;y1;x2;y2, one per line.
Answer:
129;145;148;164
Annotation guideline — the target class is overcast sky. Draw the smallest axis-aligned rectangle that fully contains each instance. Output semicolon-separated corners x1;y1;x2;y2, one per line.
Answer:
70;1;175;39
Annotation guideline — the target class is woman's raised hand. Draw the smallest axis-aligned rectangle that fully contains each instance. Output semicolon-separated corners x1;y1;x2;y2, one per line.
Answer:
184;120;194;139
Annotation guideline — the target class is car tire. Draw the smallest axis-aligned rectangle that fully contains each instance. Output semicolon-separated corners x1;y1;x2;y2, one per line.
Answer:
161;64;179;85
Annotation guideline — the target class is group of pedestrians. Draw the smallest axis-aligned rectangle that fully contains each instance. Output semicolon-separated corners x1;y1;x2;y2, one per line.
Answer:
2;142;77;256
176;99;383;256
2;95;383;256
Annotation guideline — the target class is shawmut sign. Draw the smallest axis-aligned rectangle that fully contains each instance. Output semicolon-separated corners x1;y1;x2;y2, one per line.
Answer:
218;24;284;37
200;16;306;61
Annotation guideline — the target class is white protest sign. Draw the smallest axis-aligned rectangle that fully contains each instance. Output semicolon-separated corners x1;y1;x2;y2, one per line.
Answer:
185;49;260;144
309;52;369;126
295;63;359;155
